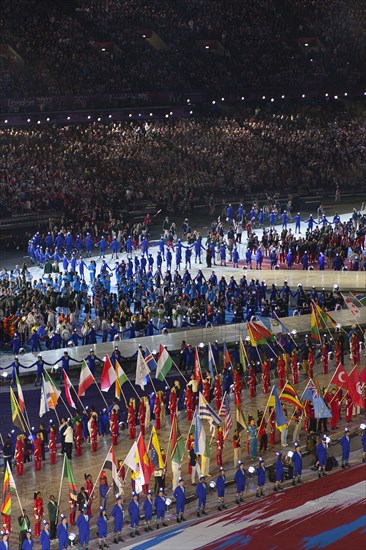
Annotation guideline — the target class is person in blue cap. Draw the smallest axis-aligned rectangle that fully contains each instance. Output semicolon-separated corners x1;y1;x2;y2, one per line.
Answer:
76;504;90;550
256;458;266;497
340;428;351;468
274;452;284;492
154;488;167;529
0;530;9;550
111;494;124;543
96;507;108;549
128;492;140;538
143;491;153;532
196;475;207;517
173;478;186;523
21;529;33;550
234;461;246;504
316;435;328;478
291;443;303;485
56;514;68;550
216;467;226;510
40;521;50;550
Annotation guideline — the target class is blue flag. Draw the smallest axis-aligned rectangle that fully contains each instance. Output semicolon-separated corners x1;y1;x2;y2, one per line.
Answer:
208;343;215;379
194;412;206;455
313;397;332;419
272;386;287;430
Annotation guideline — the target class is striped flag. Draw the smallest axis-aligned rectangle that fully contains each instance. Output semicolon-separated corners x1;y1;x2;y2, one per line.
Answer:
1;463;14;515
145;347;158;372
280;382;303;409
115;360;128;399
223;342;232;369
194;347;201;384
63;455;78;501
221;395;233;440
239;337;247;372
198;392;222;434
101;354;117;392
63;372;76;409
39;377;50;417
10;387;26;431
15;372;25;413
78;360;95;397
208;343;216;378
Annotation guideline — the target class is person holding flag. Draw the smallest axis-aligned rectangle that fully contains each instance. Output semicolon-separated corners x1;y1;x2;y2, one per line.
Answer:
110;409;119;446
33;492;43;537
262;358;270;395
213;374;222;411
111;495;124;544
154;488;167;529
185;386;194;422
234;462;246;504
249;363;256;398
169;387;177;418
138;398;146;437
153;392;162;431
15;435;24;476
232;429;241;467
203;375;211;403
233;368;242;404
291;351;299;385
216;426;224;468
74;419;83;457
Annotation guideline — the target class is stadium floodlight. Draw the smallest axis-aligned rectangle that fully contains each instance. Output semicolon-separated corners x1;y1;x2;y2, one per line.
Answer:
241;96;245;100
221;97;224;101
67;116;71;120
4;120;8;124
87;115;91;119
344;92;348;96
262;95;266;100
212;100;216;104
302;94;306;98
271;98;274;102
109;114;112;118
189;111;193;114
97;117;101;121
37;120;41;124
27;118;31;122
46;117;50;121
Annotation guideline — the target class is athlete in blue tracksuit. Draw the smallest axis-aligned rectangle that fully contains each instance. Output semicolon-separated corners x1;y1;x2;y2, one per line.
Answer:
216;467;226;510
76;507;90;549
340;428;351;468
53;351;79;382
234;462;246;503
56;515;68;550
291;443;303;485
173;478;186;523
196;476;207;516
274;452;284;491
256;458;266;497
154;488;167;528
128;493;140;537
111;495;124;543
316;436;328;477
143;491;153;532
40;521;51;550
96;508;108;548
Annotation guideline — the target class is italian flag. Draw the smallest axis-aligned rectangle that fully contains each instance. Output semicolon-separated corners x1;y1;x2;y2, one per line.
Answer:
156;344;173;381
78;360;94;397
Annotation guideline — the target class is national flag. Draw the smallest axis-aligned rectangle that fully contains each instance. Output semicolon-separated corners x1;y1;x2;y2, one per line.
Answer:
170;414;185;464
329;364;350;390
10;386;26;431
115;360;128;399
280;382;303;409
104;445;123;494
145;347;158;372
137;433;154;486
135;349;150;389
221;395;233;440
156;344;173;381
43;371;61;407
39;377;50;418
194;347;201;384
359;365;366;384
312;302;337;331
63;455;78;501
208;342;216;378
313;397;332;419
247;321;274;346
198;392;222;434
350;292;366;307
131;454;145;494
63;372;76;409
236;406;248;433
101;354;117;392
239;337;247;372
78;360;95;397
310;305;320;340
1;464;12;515
149;427;165;469
15;372;25;413
194;412;206;455
268;312;291;334
223;342;232;369
301;379;319;402
348;367;364;408
268;386;287;431
342;294;361;319
124;441;138;472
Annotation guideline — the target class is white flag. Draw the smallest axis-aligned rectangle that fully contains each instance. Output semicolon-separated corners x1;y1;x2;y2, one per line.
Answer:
124;441;138;472
39;378;50;417
135;349;150;389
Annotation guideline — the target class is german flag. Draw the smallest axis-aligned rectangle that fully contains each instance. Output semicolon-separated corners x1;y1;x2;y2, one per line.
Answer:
1;465;12;515
280;382;303;409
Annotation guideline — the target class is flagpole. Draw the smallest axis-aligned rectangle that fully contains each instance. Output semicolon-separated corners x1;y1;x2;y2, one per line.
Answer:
11;387;31;435
273;311;298;348
87;449;110;509
183;415;195;458
340;292;363;332
324;363;342;396
171;358;188;384
209;391;226;446
56;455;66;524
257;386;275;434
8;464;25;519
165;415;174;473
125;374;143;401
240;338;250;374
45;371;73;418
115;377;128;407
311;301;324;346
208;343;219;376
67;373;88;411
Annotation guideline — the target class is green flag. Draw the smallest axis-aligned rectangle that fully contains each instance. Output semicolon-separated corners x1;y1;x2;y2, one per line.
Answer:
171;415;185;464
156;344;173;381
63;456;78;501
